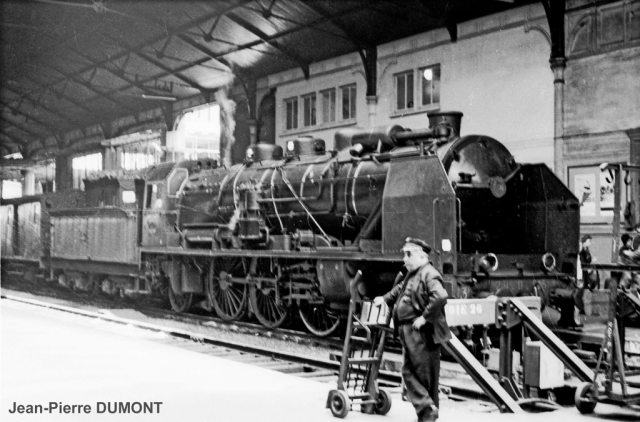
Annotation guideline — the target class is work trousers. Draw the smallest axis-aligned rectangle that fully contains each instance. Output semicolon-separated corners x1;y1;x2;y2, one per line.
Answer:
399;323;441;422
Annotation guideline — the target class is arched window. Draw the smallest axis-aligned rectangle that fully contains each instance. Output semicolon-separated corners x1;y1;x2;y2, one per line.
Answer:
173;103;221;160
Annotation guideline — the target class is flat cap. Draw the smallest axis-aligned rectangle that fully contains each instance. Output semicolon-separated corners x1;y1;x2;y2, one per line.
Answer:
402;237;432;254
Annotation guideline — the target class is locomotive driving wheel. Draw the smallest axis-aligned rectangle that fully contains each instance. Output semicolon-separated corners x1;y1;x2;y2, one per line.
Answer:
298;300;340;337
249;258;289;329
206;256;248;321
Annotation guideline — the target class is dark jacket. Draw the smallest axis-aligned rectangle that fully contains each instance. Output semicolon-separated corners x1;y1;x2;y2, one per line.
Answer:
383;263;452;345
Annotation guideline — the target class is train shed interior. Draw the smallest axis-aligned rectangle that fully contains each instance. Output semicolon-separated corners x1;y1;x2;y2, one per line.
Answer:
2;1;640;419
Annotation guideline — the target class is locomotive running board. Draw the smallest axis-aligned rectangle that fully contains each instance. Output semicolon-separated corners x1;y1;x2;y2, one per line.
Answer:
508;298;595;383
443;335;524;413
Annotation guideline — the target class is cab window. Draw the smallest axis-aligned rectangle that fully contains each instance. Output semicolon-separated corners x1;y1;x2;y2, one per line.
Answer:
167;168;188;197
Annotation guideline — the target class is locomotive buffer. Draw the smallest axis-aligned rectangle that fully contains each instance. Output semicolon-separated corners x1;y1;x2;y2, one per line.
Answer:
327;271;393;418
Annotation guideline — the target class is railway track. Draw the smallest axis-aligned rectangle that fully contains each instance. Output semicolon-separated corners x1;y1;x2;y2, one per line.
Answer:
1;273;399;351
1;291;494;409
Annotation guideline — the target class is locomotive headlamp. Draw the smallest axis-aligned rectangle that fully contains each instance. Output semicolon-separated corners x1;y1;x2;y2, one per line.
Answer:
542;253;556;271
246;148;254;160
287;141;295;151
479;253;498;272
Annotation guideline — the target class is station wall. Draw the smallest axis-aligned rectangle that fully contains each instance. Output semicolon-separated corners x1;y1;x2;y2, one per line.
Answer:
562;0;640;253
261;3;555;168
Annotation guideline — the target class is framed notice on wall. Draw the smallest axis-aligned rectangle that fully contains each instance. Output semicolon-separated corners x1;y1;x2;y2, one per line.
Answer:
568;165;621;223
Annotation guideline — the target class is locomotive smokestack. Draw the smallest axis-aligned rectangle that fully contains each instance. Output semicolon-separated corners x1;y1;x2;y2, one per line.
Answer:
427;111;463;138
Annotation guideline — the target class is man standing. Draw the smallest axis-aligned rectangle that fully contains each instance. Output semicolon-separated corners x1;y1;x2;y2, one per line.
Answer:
374;238;451;422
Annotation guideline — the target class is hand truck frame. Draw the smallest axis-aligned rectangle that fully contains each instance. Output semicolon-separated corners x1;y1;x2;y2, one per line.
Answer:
326;271;396;418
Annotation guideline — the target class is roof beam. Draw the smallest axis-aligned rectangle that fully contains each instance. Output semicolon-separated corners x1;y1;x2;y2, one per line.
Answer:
301;2;372;48
130;13;234;75
48;64;140;114
66;46;174;97
0;116;46;138
103;33;208;93
224;11;311;78
4;85;86;129
0;132;29;146
7;0;254;99
0;100;64;134
95;2;367;96
301;2;377;94
542;0;566;62
416;0;458;42
21;74;103;118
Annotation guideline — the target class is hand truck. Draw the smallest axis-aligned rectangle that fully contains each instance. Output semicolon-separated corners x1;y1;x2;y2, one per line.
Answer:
574;278;640;414
326;271;395;418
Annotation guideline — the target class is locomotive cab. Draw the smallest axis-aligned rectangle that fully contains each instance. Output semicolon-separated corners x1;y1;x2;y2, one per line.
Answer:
141;162;189;248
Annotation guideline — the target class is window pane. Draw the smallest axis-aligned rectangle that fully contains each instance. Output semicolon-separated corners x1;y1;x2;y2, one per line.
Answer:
422;77;431;105
322;89;335;123
432;66;440;104
407;73;414;109
332;91;336;121
341;85;356;120
421;65;441;106
342;87;349;119
303;95;316;127
285;98;298;130
304;97;310;126
293;99;298;128
397;75;405;110
349;86;356;118
72;153;102;191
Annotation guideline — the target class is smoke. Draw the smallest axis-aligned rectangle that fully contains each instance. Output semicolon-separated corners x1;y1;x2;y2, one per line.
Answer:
215;86;236;168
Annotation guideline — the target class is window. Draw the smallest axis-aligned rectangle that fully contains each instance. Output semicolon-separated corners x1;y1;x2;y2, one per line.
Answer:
122;190;136;204
2;180;22;199
119;140;162;170
167;168;188;197
321;89;336;124
341;84;357;120
302;94;316;127
72;153;103;191
420;65;441;107
569;165;622;222
174;103;221;160
285;97;298;130
145;184;162;209
395;71;414;111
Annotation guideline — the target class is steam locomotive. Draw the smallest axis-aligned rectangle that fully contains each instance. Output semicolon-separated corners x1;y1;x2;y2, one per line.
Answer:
1;111;580;336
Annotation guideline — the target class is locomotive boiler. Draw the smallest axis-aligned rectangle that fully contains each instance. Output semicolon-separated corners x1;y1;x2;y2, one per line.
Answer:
139;111;580;336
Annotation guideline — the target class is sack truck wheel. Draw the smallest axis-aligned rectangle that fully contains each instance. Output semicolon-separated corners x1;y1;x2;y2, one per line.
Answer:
329;390;350;418
574;381;597;414
374;388;392;415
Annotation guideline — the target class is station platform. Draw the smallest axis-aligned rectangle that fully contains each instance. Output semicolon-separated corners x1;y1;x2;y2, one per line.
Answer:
2;298;638;422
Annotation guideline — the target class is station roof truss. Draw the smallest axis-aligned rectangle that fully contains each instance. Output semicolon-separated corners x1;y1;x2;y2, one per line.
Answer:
0;0;547;159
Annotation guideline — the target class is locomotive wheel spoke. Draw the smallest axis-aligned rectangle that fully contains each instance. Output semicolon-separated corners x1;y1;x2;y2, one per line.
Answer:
250;284;289;329
298;301;340;337
206;256;247;321
249;258;289;329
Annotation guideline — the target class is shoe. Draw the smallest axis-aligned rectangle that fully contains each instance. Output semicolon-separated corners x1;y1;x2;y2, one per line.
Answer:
420;405;438;422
